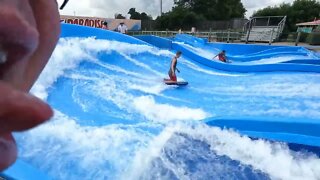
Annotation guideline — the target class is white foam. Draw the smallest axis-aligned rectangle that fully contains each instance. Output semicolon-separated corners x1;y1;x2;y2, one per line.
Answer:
129;123;320;180
93;60;142;78
175;41;316;65
129;83;169;95
249;81;320;98
125;125;177;180
179;57;246;77
203;80;320;99
174;41;219;59
238;56;314;65
103;81;191;116
133;96;209;123
62;37;172;58
79;73;208;123
23;36;320;180
304;101;320;109
120;53;164;76
30;37;211;122
17;110;154;179
183;124;320;180
31;37;172;100
250;108;320;119
31;38;93;100
31;36;320;122
127;83;190;103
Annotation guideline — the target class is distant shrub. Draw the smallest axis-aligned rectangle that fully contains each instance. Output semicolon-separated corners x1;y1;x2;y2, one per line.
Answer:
314;25;320;32
286;33;297;42
299;32;309;42
307;32;320;45
286;32;310;42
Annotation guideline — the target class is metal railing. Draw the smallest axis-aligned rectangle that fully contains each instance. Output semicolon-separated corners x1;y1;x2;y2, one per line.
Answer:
129;31;179;37
128;29;297;45
244;16;287;43
128;30;245;42
277;16;287;39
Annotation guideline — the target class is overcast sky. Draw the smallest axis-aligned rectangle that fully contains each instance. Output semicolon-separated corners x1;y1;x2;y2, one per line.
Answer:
58;0;295;19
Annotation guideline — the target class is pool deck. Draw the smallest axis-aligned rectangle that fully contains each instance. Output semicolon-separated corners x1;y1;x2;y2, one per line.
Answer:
253;42;320;52
209;40;320;52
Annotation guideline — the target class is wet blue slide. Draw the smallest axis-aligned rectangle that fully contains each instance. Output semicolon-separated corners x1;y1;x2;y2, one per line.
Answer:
173;34;320;63
138;34;320;72
2;24;320;179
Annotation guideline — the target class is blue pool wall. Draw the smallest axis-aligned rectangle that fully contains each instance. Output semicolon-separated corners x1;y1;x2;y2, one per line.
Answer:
2;23;320;179
135;34;320;73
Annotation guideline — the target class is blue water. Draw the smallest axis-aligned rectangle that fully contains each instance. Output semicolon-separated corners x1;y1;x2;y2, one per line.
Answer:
173;34;319;64
9;25;320;179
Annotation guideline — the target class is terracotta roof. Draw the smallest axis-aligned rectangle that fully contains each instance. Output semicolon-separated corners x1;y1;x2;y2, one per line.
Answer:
296;20;320;26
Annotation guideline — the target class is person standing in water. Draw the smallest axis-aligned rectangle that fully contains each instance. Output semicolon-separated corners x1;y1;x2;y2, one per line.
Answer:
213;50;227;63
168;51;182;82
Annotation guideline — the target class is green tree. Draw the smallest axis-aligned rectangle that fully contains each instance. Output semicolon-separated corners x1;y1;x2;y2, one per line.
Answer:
128;8;152;20
173;0;246;20
156;0;246;30
155;6;202;30
128;8;140;19
140;12;153;20
115;13;126;19
253;0;320;32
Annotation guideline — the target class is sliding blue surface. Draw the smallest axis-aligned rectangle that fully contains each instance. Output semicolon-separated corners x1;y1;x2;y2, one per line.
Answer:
3;24;320;179
137;34;320;72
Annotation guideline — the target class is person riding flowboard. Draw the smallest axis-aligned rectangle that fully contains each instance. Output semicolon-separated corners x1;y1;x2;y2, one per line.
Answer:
167;51;182;82
164;51;188;86
213;50;228;63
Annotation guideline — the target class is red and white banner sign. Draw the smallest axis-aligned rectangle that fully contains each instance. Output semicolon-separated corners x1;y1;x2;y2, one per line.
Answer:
60;15;141;31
